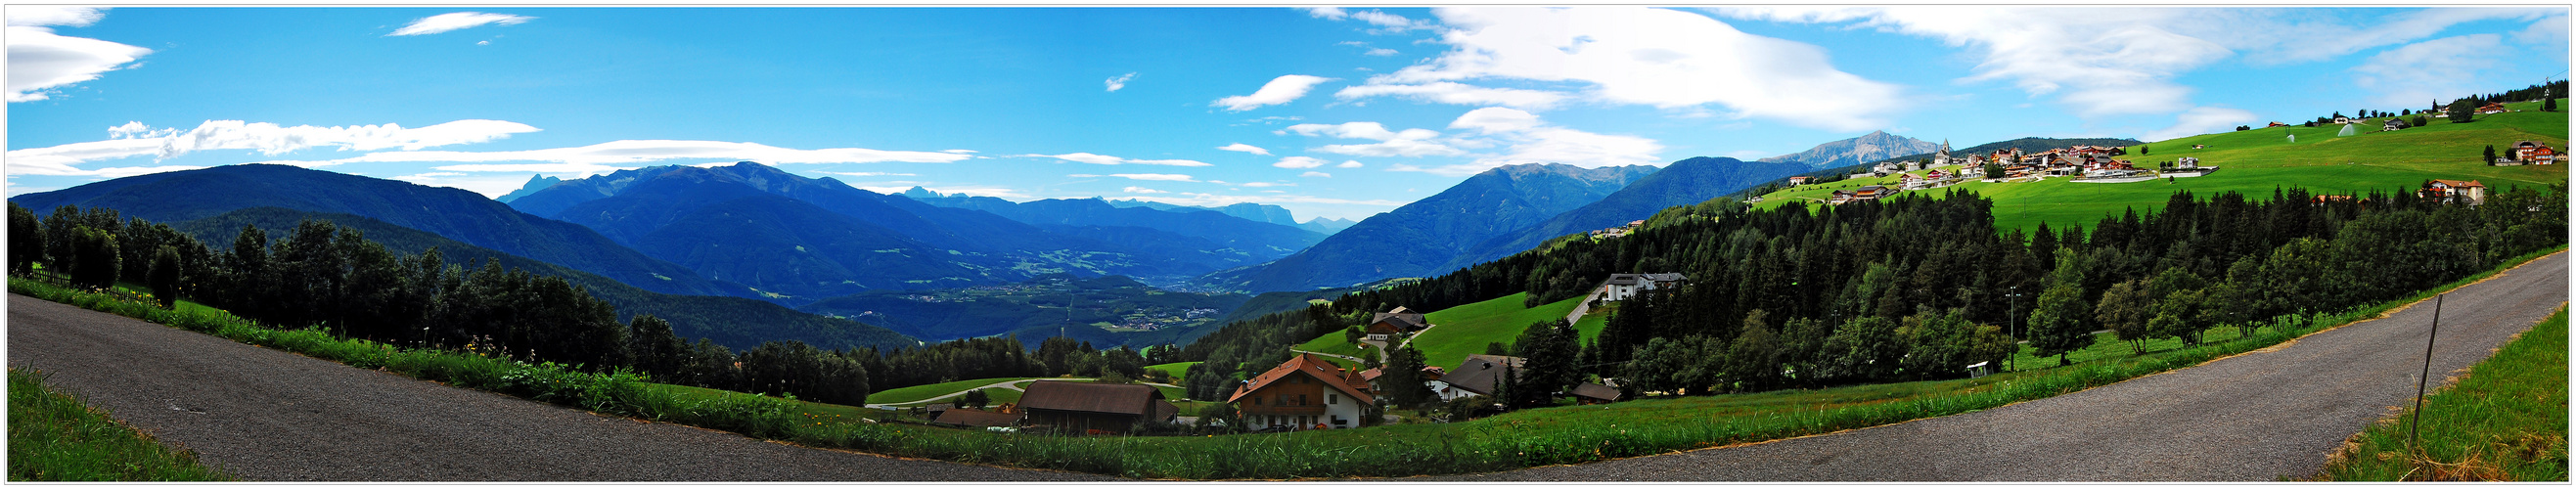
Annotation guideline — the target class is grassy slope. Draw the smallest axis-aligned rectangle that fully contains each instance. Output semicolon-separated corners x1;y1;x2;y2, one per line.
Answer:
1146;361;1198;383
8;369;233;481
2322;308;2569;481
1750;101;2569;235
1412;292;1586;370
864;377;1032;405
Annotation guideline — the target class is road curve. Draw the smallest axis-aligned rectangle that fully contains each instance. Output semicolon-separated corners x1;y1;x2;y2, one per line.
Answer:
1447;251;2569;481
7;294;1108;481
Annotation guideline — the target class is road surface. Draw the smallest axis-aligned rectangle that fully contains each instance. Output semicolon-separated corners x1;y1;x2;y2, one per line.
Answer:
1443;251;2567;481
7;294;1107;481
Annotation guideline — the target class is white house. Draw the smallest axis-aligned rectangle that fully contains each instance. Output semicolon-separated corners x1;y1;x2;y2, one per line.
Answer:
1597;273;1689;301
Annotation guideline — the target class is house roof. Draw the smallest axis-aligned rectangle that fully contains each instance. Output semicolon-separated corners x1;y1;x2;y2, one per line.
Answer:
1639;273;1687;282
1440;355;1527;396
932;408;1024;427
1571;382;1622;402
2427;179;2487;189
1227;353;1374;404
1018;380;1163;416
1372;312;1425;331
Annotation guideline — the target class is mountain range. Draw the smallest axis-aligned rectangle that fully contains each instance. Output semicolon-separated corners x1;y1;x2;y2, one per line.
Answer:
1200;163;1662;293
1760;130;1945;169
501;162;1328;299
9;165;920;352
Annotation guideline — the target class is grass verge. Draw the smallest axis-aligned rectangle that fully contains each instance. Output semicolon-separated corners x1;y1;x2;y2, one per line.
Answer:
2319;307;2568;481
8;244;2559;479
8;368;233;481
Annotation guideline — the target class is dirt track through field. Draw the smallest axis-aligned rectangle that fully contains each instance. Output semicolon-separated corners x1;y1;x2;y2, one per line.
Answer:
1440;251;2568;481
6;294;1107;481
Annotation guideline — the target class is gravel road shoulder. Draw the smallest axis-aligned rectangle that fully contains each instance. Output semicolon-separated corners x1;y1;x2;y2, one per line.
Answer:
7;294;1108;481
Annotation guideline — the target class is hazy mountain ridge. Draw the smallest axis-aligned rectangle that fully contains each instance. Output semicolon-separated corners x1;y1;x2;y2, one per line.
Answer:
7;164;743;299
170;206;920;352
1201;163;1660;293
1759;130;1944;169
1445;156;1812;271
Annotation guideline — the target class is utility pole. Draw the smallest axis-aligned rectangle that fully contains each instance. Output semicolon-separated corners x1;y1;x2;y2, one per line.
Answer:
2008;285;2022;372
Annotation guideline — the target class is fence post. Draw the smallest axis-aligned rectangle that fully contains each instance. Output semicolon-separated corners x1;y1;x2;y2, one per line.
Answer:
2409;293;2444;457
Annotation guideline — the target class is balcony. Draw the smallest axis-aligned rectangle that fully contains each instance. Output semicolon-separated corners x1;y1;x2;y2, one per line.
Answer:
1242;404;1326;416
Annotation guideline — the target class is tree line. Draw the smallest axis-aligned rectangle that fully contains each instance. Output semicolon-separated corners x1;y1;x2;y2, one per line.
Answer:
9;202;1193;406
1173;183;2564;409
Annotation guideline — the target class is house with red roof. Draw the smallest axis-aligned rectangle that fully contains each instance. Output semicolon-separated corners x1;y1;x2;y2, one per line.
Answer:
1229;353;1375;430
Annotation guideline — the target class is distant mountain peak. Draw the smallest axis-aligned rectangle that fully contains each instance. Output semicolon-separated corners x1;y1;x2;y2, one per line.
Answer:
495;174;565;203
1759;131;1941;169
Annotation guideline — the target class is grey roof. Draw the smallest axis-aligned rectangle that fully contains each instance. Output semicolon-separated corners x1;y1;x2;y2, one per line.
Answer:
1571;382;1622;402
1442;355;1527;396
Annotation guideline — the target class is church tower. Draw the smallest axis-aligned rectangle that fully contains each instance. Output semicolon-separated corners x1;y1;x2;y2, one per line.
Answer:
1933;139;1953;166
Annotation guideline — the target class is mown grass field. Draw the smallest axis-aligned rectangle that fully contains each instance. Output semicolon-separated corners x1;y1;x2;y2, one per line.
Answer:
1410;292;1585;369
9;369;233;481
2322;308;2568;481
865;377;1030;405
1752;100;2569;235
1145;361;1198;382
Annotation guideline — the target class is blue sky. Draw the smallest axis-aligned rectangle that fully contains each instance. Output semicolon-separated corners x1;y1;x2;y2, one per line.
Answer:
8;6;2567;221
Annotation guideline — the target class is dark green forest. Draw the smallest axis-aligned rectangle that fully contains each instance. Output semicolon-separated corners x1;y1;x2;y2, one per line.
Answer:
1174;185;2565;408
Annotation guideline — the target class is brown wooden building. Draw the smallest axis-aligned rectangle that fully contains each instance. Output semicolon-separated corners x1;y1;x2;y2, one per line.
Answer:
1017;380;1177;434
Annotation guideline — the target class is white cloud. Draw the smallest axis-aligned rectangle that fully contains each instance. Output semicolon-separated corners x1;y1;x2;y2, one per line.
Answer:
2145;107;2259;142
388;12;533;36
1272;156;1329;168
1448;107;1544;134
1314;9;1438;34
1281;121;1466;157
1122;186;1166;194
7;6;106;27
1107;173;1197;182
1366;48;1399;57
1333;81;1571;111
1300;171;1333;178
1021;153;1213;166
7;119;542;173
1383;7;1906;132
1217;143;1272;156
1714;7;2556;121
2350;34;2511;108
1382;108;1663;177
1240;182;1293;188
1214;74;1336;111
1335;160;1364;168
6;7;150;103
476;40;490;46
940;149;977;154
1105;72;1137;92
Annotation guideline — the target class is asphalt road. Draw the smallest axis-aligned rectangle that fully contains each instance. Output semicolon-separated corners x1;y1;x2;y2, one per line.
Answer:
6;294;1107;481
1448;251;2568;481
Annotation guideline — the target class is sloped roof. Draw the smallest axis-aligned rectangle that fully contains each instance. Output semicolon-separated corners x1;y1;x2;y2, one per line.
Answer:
932;408;1023;427
1228;353;1373;404
1018;380;1162;416
1441;355;1526;397
1571;382;1622;402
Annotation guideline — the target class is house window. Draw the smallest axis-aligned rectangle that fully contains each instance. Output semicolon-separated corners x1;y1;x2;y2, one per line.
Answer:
1329;394;1337;405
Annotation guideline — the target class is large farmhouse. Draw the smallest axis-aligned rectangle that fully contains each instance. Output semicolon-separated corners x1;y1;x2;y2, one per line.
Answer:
1366;306;1429;337
1429;354;1525;402
1229;353;1375;430
1017;380;1178;434
1596;273;1687;302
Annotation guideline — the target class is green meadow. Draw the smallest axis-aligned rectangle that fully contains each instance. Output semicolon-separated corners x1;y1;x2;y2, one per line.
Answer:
1753;100;2568;235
